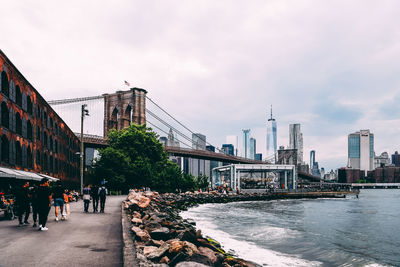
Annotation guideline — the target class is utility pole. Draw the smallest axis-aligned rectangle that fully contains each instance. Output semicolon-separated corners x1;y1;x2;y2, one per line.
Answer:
80;104;89;194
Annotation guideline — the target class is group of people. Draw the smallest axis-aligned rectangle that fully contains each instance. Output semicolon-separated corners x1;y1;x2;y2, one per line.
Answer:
15;178;72;231
82;184;107;213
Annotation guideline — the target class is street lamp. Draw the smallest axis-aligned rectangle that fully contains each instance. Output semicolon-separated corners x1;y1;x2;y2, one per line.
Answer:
80;104;89;194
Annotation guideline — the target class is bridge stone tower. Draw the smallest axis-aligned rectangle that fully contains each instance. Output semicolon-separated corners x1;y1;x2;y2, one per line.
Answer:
103;87;147;137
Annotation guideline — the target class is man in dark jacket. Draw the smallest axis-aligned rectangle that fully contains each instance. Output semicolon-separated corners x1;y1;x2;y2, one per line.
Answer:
90;184;99;213
98;186;107;213
15;181;31;226
37;178;52;231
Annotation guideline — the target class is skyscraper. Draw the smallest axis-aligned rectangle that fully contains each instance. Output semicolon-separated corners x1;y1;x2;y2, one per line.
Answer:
348;130;374;172
289;124;303;164
222;144;234;156
266;105;277;162
226;135;238;156
242;129;250;158
392;151;400;167
310;150;315;170
250;137;256;160
189;133;207;177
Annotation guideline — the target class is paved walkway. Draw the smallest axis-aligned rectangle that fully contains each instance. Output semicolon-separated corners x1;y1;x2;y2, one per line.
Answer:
0;195;125;267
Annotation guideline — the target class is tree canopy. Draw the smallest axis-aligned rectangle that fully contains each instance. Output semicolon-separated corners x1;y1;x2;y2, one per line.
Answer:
89;124;207;192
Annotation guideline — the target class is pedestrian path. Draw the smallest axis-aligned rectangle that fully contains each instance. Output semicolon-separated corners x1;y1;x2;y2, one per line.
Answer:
0;195;125;267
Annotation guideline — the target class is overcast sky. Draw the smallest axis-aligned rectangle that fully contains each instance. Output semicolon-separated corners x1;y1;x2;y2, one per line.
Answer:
1;0;400;171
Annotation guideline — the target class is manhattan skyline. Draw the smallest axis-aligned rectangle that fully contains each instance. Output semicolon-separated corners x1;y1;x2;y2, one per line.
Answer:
1;1;400;171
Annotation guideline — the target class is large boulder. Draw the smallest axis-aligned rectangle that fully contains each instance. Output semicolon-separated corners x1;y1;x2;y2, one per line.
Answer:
183;241;199;257
175;261;209;267
169;240;185;254
131;217;142;225
147;243;171;260
138;196;151;208
198;247;218;264
143;246;158;256
149;227;171;241
131;226;150;242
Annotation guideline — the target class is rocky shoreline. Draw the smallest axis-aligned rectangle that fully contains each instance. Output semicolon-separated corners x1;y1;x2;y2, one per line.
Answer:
123;190;356;267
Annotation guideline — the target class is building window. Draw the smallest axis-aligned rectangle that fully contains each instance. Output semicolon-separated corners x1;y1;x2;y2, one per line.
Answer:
36;150;41;167
27;96;33;115
49;155;53;173
1;71;9;97
16;112;22;135
1;102;9;128
16;85;22;106
15;141;22;166
1;135;9;163
43;132;47;148
43;112;47;128
43;154;48;172
27;120;33;140
27;146;33;169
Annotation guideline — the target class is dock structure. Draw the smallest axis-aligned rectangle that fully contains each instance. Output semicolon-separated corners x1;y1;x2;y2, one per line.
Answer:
212;164;296;190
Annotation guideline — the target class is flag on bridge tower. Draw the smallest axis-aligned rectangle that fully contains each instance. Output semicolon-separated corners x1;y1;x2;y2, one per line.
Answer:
124;80;131;87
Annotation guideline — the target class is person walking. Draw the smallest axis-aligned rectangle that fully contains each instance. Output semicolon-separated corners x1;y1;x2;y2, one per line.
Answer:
15;181;31;226
37;178;52;231
53;181;65;221
31;184;39;227
98;186;107;213
90;184;99;213
82;185;91;213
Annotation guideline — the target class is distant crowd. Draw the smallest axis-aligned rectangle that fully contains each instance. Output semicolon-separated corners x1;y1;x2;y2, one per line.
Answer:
2;178;108;231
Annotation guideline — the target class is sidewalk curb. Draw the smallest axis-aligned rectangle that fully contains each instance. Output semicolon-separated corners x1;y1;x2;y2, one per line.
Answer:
121;203;138;267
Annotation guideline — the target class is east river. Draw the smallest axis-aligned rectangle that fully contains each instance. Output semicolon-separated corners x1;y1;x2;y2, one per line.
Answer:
181;190;400;266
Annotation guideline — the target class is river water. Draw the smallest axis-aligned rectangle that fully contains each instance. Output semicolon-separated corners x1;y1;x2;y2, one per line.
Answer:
180;190;400;266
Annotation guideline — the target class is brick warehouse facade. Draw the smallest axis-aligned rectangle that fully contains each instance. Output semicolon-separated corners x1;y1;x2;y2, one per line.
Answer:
0;50;80;184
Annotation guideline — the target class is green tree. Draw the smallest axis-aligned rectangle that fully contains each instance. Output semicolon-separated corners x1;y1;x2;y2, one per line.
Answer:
90;123;204;192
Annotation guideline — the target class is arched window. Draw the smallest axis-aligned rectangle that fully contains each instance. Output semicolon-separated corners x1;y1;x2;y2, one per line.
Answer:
27;146;33;169
27;96;32;115
43;112;47;128
15;141;22;166
1;71;9;97
49;155;53;173
27;120;33;140
124;105;133;127
1;102;9;128
16;85;22;106
109;107;118;130
54;139;58;153
16;112;22;135
43;132;47;148
1;135;9;163
43;154;48;172
50;138;53;151
36;126;40;141
36;150;41;167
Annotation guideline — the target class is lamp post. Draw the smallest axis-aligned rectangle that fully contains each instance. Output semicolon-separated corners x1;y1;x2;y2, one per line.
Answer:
80;104;89;194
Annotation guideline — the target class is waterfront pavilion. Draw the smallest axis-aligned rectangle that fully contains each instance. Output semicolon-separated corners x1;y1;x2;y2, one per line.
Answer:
211;164;296;191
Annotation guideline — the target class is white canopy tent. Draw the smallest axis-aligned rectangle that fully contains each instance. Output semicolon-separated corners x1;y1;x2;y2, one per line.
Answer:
0;167;59;182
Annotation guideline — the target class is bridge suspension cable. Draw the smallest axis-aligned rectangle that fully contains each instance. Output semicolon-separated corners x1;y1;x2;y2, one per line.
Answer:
48;95;104;105
146;109;194;145
146;95;223;152
146;120;193;149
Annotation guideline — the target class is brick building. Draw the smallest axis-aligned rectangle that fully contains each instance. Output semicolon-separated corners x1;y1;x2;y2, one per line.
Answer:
0;50;80;184
337;168;365;183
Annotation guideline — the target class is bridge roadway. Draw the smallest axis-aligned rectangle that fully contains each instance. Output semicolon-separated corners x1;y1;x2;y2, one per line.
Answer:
0;196;125;267
78;133;263;164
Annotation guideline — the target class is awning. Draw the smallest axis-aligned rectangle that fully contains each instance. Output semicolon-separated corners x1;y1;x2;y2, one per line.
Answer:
0;167;59;182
